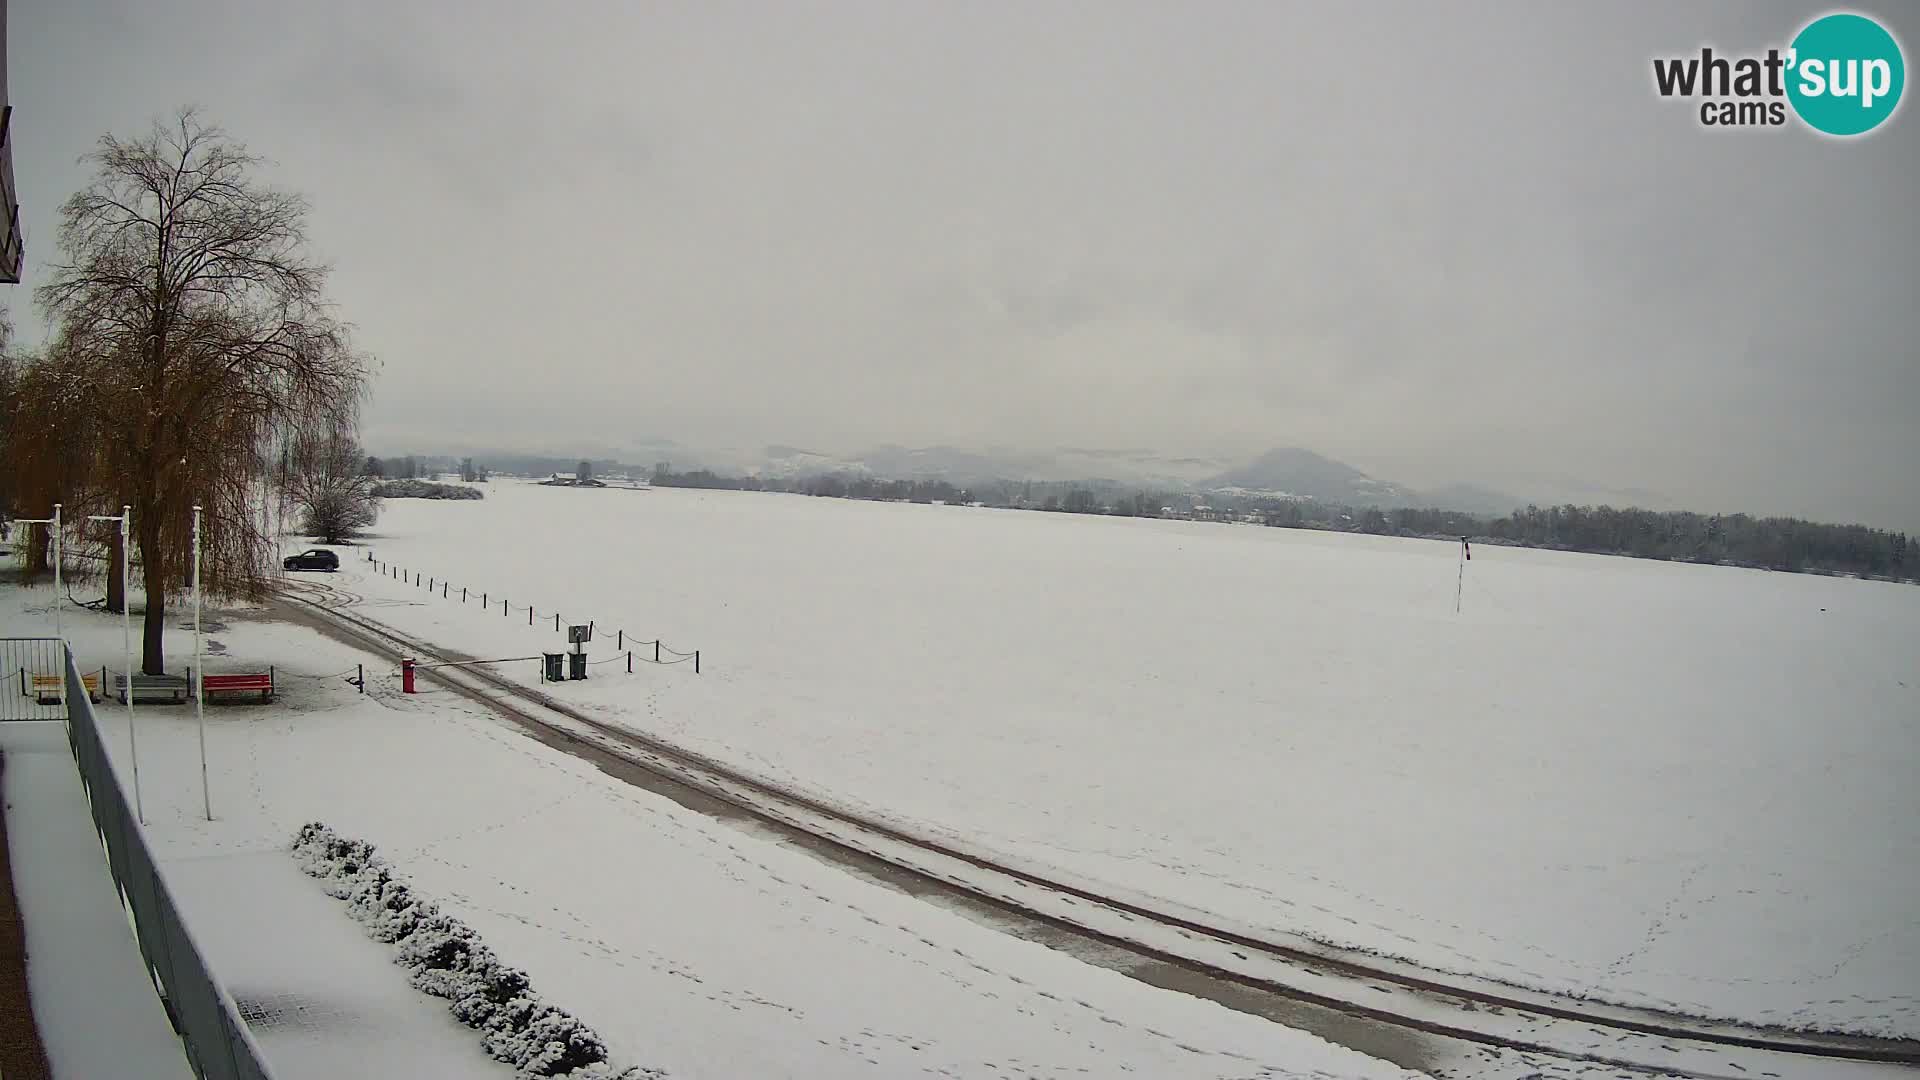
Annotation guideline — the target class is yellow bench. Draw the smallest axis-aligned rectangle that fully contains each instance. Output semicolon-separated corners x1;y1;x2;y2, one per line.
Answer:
31;672;101;704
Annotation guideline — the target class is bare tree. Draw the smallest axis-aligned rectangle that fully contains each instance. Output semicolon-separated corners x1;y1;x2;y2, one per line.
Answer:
288;423;379;543
36;108;372;673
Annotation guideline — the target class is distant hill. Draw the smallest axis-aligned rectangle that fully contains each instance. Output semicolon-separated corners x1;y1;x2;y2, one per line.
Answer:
390;439;1526;516
1205;448;1413;505
1202;449;1528;513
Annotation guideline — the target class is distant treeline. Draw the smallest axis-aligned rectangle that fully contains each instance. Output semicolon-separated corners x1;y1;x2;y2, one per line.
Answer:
1312;503;1909;578
1478;505;1911;578
651;467;975;503
371;479;484;501
644;467;1913;582
364;455;1912;582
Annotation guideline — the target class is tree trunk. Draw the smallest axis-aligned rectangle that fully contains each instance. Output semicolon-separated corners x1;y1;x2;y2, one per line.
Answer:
141;572;167;674
137;512;166;674
23;526;49;579
106;529;125;613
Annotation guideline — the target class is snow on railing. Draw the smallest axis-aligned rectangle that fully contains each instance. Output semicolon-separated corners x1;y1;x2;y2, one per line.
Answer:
60;645;280;1080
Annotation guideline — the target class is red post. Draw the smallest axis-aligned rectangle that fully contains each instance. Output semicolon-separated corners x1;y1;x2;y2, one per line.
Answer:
402;657;417;694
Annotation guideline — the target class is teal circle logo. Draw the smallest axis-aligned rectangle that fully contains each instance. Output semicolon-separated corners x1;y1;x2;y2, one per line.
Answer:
1786;13;1905;136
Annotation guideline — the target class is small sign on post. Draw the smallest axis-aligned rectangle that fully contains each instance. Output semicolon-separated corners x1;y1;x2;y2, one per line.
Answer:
567;625;591;680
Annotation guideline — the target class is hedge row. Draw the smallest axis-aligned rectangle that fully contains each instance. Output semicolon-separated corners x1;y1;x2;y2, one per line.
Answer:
291;823;661;1079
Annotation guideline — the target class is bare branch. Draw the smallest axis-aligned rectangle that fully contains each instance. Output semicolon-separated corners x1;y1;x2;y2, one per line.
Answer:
23;107;374;673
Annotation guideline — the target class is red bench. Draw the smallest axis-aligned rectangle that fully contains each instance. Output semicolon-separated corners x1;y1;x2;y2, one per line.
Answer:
201;670;275;702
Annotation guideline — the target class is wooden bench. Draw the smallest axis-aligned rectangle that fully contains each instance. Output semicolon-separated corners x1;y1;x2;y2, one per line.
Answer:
114;673;190;705
31;672;101;704
201;670;275;703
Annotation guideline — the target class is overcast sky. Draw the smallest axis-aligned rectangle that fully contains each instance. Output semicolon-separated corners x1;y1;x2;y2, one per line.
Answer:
9;1;1918;528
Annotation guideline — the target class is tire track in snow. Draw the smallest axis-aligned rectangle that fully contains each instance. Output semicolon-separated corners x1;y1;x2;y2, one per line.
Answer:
274;578;1920;1078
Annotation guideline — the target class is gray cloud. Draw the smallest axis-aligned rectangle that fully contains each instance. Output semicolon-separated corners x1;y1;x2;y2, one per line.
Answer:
8;0;1917;528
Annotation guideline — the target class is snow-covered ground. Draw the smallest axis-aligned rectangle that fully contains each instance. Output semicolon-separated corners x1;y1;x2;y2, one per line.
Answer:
2;581;1420;1079
0;719;194;1080
334;480;1918;1039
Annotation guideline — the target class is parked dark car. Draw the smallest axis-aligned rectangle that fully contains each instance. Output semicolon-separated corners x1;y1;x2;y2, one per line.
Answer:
283;549;340;572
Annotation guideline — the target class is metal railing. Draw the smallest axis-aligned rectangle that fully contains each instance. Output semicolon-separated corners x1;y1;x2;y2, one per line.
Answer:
2;637;68;720
59;643;279;1080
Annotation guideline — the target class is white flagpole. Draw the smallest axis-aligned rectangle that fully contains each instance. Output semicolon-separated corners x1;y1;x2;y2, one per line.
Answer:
194;505;210;820
1455;539;1466;615
123;506;140;824
51;503;63;647
93;507;141;823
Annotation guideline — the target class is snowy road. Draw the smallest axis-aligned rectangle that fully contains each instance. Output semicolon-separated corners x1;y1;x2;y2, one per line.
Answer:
7;578;1427;1080
276;574;1920;1080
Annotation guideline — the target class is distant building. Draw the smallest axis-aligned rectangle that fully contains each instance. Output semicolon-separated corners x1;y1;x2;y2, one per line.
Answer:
540;472;607;488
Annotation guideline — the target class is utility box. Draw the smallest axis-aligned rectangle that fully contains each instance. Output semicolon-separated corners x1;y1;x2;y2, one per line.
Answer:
568;651;587;680
542;653;564;682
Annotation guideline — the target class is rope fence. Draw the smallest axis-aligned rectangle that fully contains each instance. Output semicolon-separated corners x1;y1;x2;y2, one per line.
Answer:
275;666;362;681
362;551;703;675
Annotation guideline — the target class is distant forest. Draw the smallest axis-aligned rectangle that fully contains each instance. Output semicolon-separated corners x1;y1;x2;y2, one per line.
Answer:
644;466;1915;583
356;454;1911;583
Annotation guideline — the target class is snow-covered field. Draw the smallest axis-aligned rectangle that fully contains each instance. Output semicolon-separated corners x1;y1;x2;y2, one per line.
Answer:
1;582;1419;1079
342;480;1919;1039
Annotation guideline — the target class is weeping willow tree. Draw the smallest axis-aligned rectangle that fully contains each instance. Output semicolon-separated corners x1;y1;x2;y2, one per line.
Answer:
33;108;372;673
1;333;114;582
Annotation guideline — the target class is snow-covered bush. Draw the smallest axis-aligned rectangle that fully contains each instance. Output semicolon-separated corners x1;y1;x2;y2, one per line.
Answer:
291;823;659;1079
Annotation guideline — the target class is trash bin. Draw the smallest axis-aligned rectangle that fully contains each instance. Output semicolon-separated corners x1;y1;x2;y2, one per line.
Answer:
568;651;587;680
542;653;564;682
